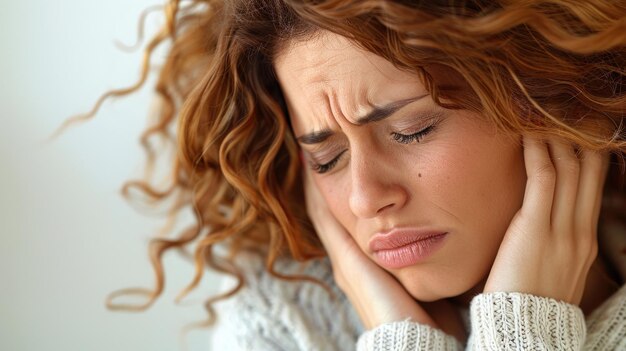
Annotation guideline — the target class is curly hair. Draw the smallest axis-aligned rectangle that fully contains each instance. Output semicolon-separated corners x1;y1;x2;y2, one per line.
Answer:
55;0;626;338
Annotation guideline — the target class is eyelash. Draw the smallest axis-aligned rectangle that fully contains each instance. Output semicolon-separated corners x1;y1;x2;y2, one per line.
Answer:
310;122;437;174
391;124;436;144
311;150;347;174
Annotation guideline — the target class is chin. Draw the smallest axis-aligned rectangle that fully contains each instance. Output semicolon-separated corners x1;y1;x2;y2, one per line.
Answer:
407;287;457;302
399;273;477;303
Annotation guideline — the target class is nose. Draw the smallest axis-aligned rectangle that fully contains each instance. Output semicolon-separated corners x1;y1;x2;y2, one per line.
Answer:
348;149;408;219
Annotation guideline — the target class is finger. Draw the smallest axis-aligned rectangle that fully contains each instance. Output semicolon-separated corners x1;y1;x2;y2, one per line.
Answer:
301;156;315;211
300;156;347;254
575;148;610;233
547;138;580;232
300;152;323;230
575;149;607;288
571;149;609;305
521;135;556;227
301;153;323;216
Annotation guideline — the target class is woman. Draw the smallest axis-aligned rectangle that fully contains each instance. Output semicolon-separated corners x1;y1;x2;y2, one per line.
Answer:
63;0;626;349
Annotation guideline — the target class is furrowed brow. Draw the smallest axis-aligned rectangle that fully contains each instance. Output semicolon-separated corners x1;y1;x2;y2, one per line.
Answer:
296;94;428;145
297;130;334;145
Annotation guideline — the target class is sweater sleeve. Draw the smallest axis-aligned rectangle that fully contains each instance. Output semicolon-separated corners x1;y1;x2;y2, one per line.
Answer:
584;283;626;350
355;292;585;351
468;292;586;350
356;319;464;351
356;285;626;351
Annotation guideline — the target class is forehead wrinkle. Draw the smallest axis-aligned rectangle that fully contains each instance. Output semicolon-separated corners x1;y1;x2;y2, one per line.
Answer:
326;88;347;127
279;80;330;139
282;35;385;129
325;48;415;126
277;31;421;137
316;88;336;131
320;64;374;127
330;80;379;126
306;69;363;131
291;90;333;138
275;59;332;131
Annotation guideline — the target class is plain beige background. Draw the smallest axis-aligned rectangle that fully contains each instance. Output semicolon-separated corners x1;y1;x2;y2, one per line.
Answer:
1;1;223;350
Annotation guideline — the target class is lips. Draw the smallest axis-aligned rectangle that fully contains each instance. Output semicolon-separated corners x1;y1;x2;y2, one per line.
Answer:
369;228;447;252
369;228;448;269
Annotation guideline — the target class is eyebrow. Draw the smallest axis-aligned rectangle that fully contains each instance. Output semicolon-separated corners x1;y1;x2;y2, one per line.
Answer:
296;94;428;145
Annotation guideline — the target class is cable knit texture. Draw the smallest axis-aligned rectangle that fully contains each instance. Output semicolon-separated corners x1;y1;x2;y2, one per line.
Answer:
468;292;586;350
211;254;625;350
211;222;626;350
355;318;463;351
212;254;364;351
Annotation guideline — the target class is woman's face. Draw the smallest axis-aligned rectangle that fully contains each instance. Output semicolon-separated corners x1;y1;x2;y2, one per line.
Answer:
274;31;527;302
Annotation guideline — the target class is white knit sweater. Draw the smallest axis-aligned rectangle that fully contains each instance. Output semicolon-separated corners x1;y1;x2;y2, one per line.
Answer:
211;222;626;350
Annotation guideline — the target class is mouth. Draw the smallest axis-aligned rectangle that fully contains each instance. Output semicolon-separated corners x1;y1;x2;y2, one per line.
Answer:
369;229;448;269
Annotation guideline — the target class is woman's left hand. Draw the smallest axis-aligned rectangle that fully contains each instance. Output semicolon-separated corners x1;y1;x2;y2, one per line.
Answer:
302;159;467;343
484;135;610;305
302;162;436;330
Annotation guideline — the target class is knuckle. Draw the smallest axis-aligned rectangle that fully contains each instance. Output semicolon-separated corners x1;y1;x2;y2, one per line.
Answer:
559;158;580;175
534;162;556;184
581;150;603;167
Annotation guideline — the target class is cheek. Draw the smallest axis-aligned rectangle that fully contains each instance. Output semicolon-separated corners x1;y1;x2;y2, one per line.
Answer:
405;132;525;232
315;127;525;250
318;177;355;230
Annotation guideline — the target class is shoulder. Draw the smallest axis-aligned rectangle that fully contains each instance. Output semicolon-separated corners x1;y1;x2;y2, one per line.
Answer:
211;251;364;351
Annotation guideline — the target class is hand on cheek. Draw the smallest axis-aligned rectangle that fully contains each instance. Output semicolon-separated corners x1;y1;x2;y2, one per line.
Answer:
484;134;610;305
301;158;469;339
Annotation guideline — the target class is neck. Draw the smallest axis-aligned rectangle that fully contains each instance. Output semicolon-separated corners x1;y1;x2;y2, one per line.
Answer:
449;277;487;309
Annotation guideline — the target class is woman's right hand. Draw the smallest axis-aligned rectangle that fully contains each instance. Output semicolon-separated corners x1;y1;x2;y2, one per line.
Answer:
483;135;610;304
302;161;467;343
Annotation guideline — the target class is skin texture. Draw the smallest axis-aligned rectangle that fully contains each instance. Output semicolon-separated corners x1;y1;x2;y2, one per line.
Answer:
275;31;527;302
274;30;610;341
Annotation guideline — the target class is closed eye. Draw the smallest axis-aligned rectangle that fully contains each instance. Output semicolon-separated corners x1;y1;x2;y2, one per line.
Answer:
310;149;347;174
391;124;436;144
310;120;438;174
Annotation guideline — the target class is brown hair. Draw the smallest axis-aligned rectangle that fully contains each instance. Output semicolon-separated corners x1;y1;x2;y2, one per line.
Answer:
55;0;626;339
